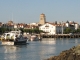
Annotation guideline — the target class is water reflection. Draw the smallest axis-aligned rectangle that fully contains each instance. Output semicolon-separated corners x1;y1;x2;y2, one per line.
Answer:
0;45;17;60
39;45;56;59
59;38;69;45
39;38;56;59
41;38;56;44
0;45;28;60
0;38;80;60
4;46;17;53
75;38;78;43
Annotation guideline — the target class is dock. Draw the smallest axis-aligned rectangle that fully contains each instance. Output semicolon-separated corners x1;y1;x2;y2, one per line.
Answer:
40;34;80;38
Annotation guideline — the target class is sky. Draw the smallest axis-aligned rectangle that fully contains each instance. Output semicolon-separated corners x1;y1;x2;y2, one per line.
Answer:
0;0;80;24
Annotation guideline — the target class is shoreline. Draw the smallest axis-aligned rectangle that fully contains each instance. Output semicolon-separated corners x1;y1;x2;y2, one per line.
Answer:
46;45;80;60
41;34;80;38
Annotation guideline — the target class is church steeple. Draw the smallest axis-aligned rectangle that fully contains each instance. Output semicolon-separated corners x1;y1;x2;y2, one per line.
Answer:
39;13;46;25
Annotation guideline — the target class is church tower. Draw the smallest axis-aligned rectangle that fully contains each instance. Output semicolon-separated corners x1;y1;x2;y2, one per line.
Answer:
39;13;46;25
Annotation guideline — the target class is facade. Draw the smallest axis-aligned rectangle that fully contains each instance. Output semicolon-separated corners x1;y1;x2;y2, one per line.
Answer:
39;23;63;35
75;23;79;30
65;21;79;30
39;13;46;25
65;21;69;27
1;23;14;29
14;24;18;28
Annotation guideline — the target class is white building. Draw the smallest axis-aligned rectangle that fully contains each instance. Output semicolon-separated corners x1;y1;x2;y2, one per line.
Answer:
65;21;79;30
39;23;63;35
75;23;79;30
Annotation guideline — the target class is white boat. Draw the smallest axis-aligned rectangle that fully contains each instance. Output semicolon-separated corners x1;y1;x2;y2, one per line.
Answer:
21;32;42;41
1;30;21;40
1;30;28;45
2;41;14;45
30;35;40;41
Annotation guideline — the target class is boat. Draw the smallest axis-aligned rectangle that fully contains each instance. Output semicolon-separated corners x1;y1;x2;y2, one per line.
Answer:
30;34;40;41
1;30;28;45
22;32;42;41
14;35;27;45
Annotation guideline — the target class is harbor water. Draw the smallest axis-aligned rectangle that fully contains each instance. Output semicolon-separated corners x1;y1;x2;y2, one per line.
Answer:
0;38;80;60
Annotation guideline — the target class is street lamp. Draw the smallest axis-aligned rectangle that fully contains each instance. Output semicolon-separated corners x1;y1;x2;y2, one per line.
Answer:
62;21;63;34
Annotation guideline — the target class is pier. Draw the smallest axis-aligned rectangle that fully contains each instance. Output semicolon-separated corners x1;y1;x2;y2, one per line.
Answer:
40;34;80;38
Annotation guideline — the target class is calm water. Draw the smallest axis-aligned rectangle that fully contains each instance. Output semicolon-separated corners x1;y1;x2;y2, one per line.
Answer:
0;38;80;60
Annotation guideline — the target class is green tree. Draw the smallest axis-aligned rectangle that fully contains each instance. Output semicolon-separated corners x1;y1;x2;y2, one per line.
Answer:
64;27;72;34
19;28;43;34
0;27;7;33
76;28;80;33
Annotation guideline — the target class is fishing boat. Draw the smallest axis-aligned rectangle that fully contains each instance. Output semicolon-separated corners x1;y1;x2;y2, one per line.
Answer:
1;30;28;45
14;35;27;45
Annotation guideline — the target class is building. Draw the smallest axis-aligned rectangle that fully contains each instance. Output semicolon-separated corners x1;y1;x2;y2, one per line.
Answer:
39;13;46;25
39;23;63;35
65;21;79;30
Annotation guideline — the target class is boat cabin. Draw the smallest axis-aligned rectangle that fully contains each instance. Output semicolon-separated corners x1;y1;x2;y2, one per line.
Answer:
2;30;21;40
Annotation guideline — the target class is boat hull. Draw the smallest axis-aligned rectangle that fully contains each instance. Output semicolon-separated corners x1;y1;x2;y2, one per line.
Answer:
1;41;14;45
14;40;27;45
1;40;27;45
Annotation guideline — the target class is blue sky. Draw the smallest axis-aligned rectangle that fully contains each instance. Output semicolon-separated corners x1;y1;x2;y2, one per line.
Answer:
0;0;80;24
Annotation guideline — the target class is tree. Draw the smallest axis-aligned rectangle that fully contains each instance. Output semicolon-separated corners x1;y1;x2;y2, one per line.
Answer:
64;27;72;34
0;27;7;33
76;28;80;33
55;21;57;24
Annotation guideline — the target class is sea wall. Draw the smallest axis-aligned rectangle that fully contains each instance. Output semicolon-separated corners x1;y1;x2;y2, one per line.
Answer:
41;34;80;38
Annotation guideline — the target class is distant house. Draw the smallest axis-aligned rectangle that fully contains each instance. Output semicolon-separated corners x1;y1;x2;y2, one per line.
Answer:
14;24;18;28
17;23;25;28
23;23;39;29
39;23;64;35
75;23;79;30
65;21;79;30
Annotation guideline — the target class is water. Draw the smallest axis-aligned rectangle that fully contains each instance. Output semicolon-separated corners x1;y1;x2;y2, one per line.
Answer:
0;38;80;60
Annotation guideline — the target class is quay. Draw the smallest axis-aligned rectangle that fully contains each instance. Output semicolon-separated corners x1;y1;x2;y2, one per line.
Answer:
1;34;80;40
40;34;80;38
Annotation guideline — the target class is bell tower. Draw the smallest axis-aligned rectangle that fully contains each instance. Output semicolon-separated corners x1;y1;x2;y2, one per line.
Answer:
39;13;46;25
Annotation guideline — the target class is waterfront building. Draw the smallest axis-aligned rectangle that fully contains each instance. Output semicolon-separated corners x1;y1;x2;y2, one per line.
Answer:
14;24;18;28
65;21;79;30
39;23;64;35
65;20;69;27
75;23;79;30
